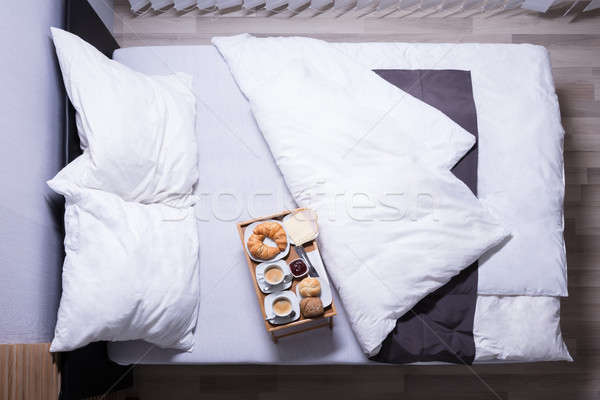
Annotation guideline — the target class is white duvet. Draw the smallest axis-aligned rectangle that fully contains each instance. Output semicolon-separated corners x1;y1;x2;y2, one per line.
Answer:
214;34;567;298
213;34;571;361
214;35;513;355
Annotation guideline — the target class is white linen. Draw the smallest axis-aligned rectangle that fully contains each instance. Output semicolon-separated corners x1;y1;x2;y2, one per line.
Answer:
50;28;198;208
474;296;572;361
46;184;200;352
213;34;567;298
108;45;570;364
214;35;509;354
331;41;568;297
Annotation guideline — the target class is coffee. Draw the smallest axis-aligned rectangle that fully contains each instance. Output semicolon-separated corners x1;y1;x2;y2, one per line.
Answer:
265;266;284;285
273;298;292;317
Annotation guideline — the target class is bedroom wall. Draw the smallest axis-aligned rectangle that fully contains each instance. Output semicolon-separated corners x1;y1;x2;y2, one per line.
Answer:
0;1;66;343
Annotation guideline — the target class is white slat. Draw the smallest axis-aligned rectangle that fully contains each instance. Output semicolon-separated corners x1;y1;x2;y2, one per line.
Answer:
174;0;198;9
521;0;556;12
197;0;217;9
216;0;243;9
151;0;174;10
128;0;150;12
583;0;600;11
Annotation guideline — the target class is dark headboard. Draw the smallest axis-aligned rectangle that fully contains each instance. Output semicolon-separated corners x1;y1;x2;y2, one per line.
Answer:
60;2;130;400
64;0;119;165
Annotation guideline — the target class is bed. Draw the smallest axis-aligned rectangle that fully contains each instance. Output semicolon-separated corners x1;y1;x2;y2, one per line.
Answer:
54;1;571;390
103;40;569;364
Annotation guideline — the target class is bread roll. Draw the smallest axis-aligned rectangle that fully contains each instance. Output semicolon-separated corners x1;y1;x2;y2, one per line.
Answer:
300;297;324;318
298;277;321;297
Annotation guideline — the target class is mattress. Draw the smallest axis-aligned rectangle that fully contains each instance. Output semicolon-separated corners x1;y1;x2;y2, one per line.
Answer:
109;43;568;365
110;45;369;364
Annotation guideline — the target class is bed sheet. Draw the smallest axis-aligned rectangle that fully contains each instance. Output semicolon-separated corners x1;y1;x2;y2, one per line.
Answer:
110;45;369;364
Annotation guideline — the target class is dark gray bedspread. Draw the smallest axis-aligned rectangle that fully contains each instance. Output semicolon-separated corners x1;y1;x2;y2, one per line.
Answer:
371;69;479;364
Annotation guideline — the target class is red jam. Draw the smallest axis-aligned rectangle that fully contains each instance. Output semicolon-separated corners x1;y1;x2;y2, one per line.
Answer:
289;259;308;277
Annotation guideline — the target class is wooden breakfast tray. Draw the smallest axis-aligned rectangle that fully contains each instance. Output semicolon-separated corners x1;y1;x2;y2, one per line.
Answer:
236;209;336;343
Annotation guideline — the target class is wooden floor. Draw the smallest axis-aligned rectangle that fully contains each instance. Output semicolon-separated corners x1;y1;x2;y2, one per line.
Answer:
0;344;60;400
4;2;600;400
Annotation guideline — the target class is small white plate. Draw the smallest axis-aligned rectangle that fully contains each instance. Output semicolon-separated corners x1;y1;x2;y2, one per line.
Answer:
295;277;332;308
264;290;300;325
294;250;332;308
255;260;293;294
244;219;290;263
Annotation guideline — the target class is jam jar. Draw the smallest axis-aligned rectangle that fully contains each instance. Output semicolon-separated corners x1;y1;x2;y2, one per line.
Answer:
289;258;308;278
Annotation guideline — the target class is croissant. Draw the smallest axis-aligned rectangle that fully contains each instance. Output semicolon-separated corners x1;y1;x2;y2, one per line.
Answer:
247;233;280;259
253;222;287;251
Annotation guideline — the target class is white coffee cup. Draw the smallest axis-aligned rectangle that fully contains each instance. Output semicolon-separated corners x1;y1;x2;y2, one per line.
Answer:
272;296;294;318
264;264;291;286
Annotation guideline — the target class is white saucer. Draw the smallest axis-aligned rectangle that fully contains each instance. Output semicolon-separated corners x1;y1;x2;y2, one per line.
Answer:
294;250;332;308
255;260;292;294
244;219;290;263
295;277;332;308
264;290;300;325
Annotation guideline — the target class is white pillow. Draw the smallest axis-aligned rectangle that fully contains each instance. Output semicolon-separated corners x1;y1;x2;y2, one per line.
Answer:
474;296;572;361
51;27;198;207
47;182;200;352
